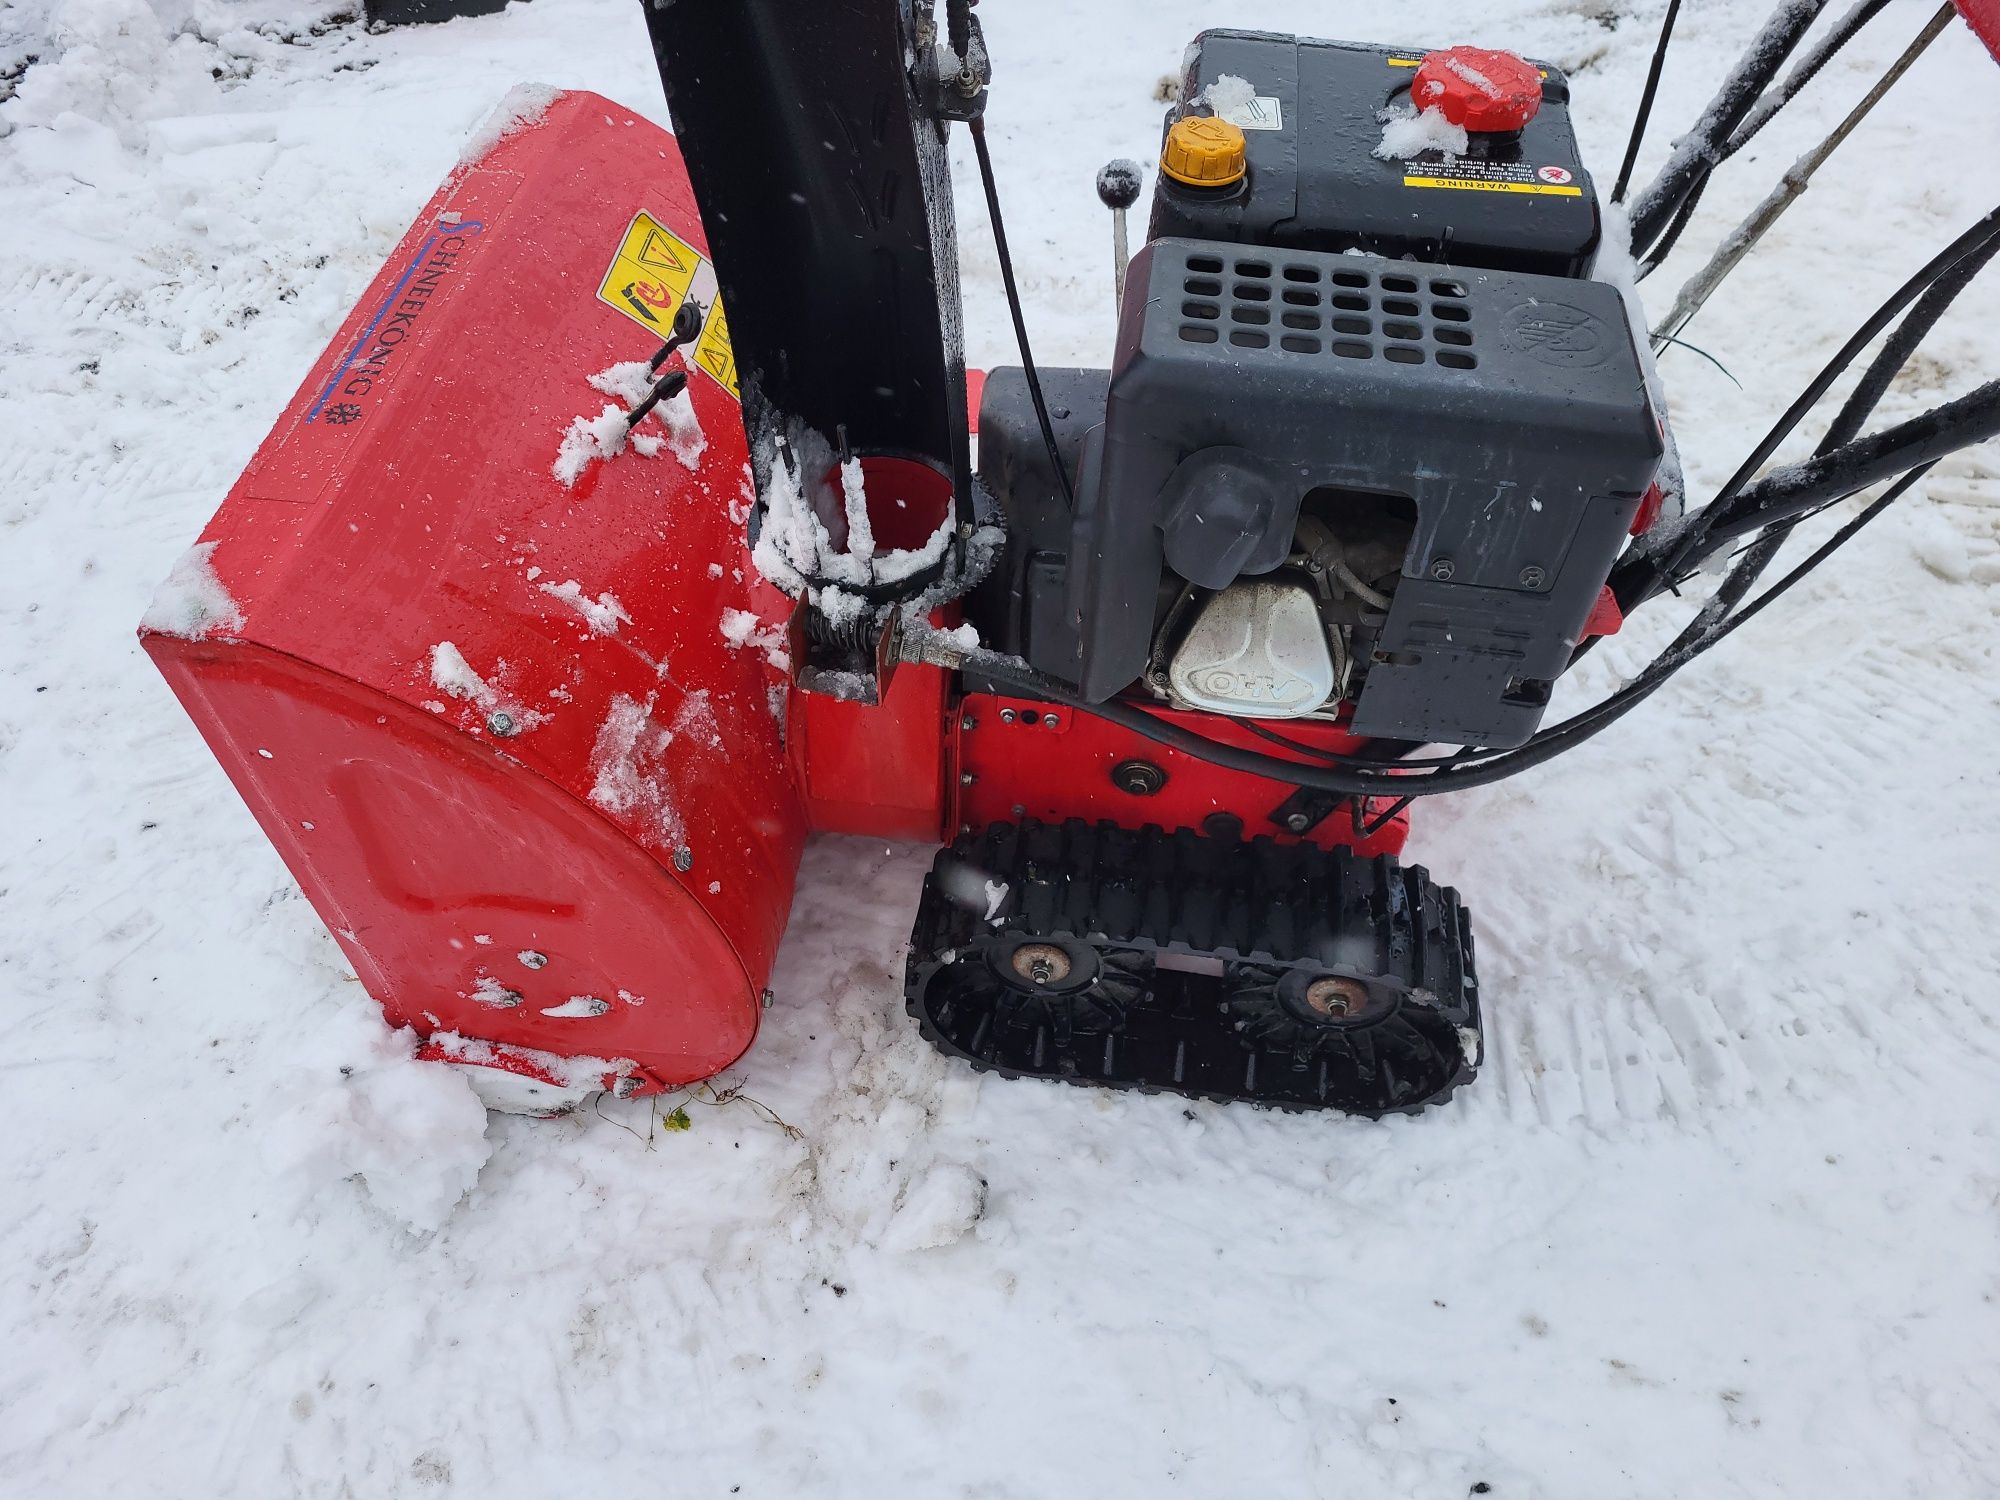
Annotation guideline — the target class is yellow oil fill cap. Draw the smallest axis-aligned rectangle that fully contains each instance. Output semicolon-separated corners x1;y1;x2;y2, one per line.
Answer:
1160;114;1247;187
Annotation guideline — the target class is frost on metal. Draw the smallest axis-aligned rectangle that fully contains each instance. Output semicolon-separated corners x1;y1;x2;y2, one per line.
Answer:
671;688;725;754
587;693;684;847
141;541;245;640
458;82;561;167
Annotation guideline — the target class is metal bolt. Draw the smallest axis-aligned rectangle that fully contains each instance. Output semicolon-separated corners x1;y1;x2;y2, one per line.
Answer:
1519;565;1547;589
1304;976;1372;1019
999;708;1017;724
673;845;693;872
960;716;977;731
760;989;775;1010
1286;812;1312;833
1112;759;1167;796
1429;557;1456;582
487;711;517;736
1011;943;1072;987
959;771;976;786
1043;713;1061;728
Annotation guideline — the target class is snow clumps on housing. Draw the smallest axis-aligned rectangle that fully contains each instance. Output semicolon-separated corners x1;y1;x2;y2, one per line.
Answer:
1199;74;1262;128
551;361;707;488
141;541;245;640
1373;104;1467;161
537;579;631;636
586;693;685;847
588;360;707;468
427;642;549;731
458;82;561;166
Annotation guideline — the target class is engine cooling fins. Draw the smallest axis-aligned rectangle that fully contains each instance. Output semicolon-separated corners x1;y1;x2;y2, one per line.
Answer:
904;820;1481;1116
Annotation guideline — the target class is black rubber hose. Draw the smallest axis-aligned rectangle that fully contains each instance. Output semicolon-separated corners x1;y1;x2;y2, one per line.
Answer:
1723;0;1890;160
1635;173;1709;279
1613;203;2000;607
969;114;1077;513
1626;0;1829;260
1611;0;1683;205
1825;230;2000;450
1699;380;2000;547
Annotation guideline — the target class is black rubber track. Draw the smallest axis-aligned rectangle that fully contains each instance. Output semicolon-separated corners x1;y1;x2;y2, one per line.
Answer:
903;820;1482;1117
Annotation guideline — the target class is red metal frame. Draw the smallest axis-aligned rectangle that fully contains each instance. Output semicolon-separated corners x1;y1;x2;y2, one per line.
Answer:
948;694;1409;856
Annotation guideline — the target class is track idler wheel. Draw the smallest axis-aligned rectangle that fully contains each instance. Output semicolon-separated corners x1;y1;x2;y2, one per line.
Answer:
1222;964;1472;1115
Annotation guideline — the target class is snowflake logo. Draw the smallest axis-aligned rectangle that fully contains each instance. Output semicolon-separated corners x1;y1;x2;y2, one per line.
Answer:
323;402;363;426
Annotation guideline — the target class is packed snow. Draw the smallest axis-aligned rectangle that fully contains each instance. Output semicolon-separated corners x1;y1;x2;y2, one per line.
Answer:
138;539;245;640
585;691;684;846
427;639;490;702
1375;104;1469;160
457;79;560;166
5;1;2000;1497
536;578;631;636
750;423;958;620
588;358;706;468
1199;71;1261;126
550;401;632;486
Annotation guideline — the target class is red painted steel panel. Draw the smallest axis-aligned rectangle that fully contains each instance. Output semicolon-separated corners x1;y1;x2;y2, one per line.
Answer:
952;694;1410;857
142;92;807;1092
792;667;951;843
1957;0;2000;62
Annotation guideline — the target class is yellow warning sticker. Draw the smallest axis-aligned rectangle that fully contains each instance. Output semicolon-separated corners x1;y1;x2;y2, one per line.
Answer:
690;297;737;394
595;211;739;399
1403;174;1582;197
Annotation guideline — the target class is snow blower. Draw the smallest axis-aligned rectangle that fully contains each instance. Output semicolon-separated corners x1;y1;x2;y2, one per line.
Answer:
142;1;2000;1116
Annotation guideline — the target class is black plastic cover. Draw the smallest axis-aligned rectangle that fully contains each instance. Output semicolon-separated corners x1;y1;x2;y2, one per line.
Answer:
1150;30;1601;280
1069;237;1662;748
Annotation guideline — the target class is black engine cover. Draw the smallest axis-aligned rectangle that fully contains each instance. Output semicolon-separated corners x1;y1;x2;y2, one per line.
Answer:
972;29;1664;750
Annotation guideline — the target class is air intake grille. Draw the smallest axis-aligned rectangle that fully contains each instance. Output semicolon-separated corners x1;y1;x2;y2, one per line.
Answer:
1177;252;1477;369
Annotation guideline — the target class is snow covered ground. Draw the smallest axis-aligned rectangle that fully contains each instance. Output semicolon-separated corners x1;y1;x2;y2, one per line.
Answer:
4;0;1999;1494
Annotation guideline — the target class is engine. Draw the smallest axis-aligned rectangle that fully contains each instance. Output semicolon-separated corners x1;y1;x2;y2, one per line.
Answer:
971;29;1664;749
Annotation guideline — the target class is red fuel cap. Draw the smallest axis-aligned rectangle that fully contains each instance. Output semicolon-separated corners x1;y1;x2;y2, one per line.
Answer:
1412;46;1543;133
